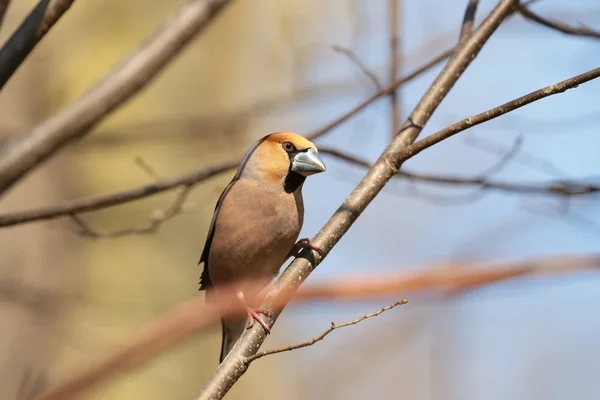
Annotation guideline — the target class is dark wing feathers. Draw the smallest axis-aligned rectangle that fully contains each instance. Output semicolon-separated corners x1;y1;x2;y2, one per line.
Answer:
198;180;236;291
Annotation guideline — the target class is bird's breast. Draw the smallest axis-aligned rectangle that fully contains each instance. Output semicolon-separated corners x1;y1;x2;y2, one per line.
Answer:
208;179;304;286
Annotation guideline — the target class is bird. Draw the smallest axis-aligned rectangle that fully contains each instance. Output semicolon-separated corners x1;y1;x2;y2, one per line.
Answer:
198;132;327;363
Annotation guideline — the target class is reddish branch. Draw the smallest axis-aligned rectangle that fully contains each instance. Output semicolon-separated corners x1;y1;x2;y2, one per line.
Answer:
35;253;600;400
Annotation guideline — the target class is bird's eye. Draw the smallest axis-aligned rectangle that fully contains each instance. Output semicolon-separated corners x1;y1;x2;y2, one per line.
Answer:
282;141;296;153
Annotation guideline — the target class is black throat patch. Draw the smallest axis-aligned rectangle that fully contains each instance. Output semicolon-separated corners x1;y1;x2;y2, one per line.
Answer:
284;171;306;193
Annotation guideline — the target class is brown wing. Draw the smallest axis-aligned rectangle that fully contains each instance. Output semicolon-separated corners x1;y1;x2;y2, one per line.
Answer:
198;180;236;291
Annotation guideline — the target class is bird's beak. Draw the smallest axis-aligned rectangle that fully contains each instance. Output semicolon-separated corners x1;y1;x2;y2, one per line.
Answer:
291;148;327;176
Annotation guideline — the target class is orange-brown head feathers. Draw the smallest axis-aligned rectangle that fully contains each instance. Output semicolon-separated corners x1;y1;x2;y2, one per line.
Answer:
237;132;326;192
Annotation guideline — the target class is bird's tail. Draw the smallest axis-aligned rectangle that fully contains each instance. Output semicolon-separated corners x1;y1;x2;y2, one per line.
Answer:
219;317;246;363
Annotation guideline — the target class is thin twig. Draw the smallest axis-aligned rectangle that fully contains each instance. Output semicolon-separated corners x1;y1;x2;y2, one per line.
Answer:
389;0;401;137
0;0;232;195
36;253;600;400
247;299;408;361
307;46;453;141
196;2;520;399
70;185;191;238
332;45;381;91
320;147;600;198
402;66;600;160
0;0;76;90
517;4;600;39
465;135;568;178
0;161;236;228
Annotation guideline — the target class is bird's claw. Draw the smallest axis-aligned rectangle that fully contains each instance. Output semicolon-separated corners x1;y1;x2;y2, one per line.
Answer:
287;237;323;259
246;308;271;334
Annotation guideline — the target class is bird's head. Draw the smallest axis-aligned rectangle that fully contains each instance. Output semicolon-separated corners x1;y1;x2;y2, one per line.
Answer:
238;132;326;192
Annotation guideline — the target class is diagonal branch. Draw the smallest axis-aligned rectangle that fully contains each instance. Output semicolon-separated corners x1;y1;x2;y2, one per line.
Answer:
458;0;480;43
332;45;381;91
0;0;76;90
70;185;191;238
517;4;600;39
195;1;520;399
0;161;236;228
0;0;232;196
0;0;10;30
247;299;408;361
402;66;600;160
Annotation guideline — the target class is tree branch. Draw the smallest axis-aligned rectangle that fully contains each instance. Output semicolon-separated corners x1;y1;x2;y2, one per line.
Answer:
0;0;232;196
36;253;600;400
388;0;401;137
319;147;600;198
69;185;192;238
517;4;600;39
195;1;520;398
0;160;236;228
0;0;76;90
332;45;381;91
402;66;600;160
0;0;10;30
458;0;480;42
247;299;408;362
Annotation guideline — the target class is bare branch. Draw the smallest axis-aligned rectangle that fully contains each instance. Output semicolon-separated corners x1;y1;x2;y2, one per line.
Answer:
0;0;76;90
0;0;232;195
0;0;10;30
36;253;600;400
0;161;236;228
332;45;381;91
388;0;401;137
458;0;480;42
403;66;600;160
248;299;408;361
196;2;520;398
307;46;453;141
320;146;600;199
70;185;191;238
517;4;600;39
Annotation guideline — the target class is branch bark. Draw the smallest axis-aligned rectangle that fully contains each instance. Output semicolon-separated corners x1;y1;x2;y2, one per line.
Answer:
0;0;76;90
0;0;10;29
388;0;401;137
458;0;480;42
0;0;231;196
402;66;600;160
196;1;520;398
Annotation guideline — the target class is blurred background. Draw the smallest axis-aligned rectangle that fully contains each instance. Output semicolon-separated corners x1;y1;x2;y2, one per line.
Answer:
0;0;599;399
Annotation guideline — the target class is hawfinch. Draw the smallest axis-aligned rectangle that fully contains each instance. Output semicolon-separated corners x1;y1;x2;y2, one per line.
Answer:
199;132;326;362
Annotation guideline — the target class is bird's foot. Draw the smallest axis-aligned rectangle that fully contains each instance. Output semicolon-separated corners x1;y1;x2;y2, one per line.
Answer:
236;292;271;334
245;307;271;333
287;237;323;259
